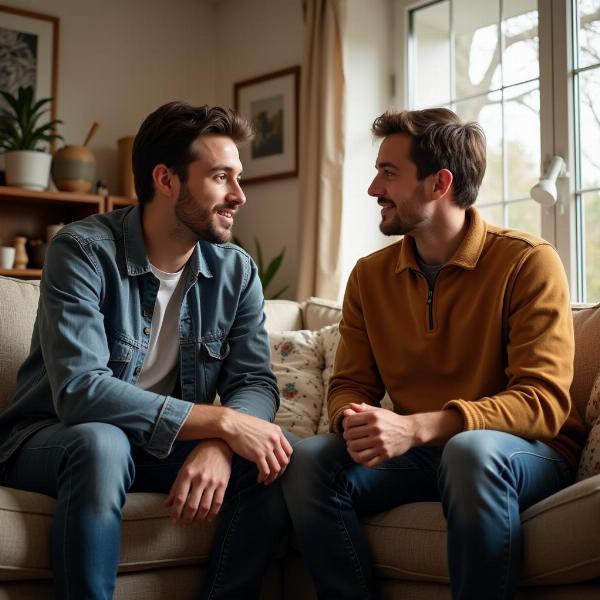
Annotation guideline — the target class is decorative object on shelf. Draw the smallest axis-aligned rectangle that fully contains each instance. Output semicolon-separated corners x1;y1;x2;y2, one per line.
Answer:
233;236;288;299
0;86;63;190
13;236;28;269
0;246;15;269
234;66;300;185
117;136;136;198
27;239;47;269
96;179;108;196
46;222;64;241
51;122;99;193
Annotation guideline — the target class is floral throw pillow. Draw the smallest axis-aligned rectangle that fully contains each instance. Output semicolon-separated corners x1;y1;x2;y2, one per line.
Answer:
317;323;341;434
270;330;324;438
577;370;600;481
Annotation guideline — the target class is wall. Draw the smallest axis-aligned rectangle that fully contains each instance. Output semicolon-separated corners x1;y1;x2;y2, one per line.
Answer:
214;0;304;300
4;0;217;193
339;0;397;296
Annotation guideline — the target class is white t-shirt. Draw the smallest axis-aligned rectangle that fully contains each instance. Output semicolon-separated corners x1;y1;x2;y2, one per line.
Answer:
136;263;187;395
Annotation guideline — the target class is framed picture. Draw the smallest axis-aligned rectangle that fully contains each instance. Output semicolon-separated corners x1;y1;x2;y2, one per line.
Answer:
0;4;59;126
234;66;300;185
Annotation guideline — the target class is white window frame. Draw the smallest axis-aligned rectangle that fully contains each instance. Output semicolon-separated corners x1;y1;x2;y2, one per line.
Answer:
393;0;582;300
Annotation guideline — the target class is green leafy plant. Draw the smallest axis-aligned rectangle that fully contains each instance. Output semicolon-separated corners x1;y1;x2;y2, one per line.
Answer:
234;236;289;299
0;86;63;151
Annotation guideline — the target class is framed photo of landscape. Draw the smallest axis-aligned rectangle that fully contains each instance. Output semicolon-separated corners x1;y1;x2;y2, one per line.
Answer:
234;66;300;185
0;4;59;122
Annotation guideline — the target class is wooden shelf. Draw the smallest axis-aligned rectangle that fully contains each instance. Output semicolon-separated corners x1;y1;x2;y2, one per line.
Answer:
105;195;137;212
0;186;132;280
0;268;42;279
0;186;103;206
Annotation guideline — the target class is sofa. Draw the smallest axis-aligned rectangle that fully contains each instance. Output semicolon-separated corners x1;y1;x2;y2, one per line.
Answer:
1;274;600;599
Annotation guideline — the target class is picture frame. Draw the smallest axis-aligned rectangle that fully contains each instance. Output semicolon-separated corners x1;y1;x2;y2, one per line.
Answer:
234;66;300;185
0;4;59;129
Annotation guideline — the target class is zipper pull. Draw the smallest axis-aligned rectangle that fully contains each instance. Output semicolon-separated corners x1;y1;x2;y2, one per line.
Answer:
427;289;433;305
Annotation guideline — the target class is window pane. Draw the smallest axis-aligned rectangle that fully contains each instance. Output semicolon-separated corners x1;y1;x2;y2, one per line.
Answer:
477;203;503;227
452;0;501;99
502;0;539;86
583;192;600;302
504;82;540;199
454;95;503;205
578;0;600;70
507;200;541;236
578;67;600;189
412;1;450;107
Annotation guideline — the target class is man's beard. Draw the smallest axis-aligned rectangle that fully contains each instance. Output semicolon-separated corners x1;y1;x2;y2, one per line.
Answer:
174;184;232;244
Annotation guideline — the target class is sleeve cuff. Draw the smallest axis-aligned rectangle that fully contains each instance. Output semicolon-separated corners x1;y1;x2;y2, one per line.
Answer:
145;396;193;458
443;399;485;431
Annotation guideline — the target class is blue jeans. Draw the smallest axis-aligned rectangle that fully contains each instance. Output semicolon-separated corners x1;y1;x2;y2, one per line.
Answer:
280;430;574;600
3;422;289;600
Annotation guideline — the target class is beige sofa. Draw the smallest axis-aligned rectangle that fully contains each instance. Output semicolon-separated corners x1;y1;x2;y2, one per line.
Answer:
1;274;600;599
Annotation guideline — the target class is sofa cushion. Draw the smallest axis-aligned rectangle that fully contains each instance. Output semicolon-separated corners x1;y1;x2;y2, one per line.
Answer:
0;488;217;581
270;330;324;438
302;297;341;331
263;299;303;332
571;303;600;420
0;277;40;412
360;473;600;586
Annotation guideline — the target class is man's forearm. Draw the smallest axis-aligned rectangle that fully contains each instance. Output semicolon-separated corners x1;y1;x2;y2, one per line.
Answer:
412;409;464;446
177;404;232;441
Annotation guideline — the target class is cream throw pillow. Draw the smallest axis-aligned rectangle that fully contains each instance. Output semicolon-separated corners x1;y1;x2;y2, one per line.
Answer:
270;330;324;438
577;371;600;481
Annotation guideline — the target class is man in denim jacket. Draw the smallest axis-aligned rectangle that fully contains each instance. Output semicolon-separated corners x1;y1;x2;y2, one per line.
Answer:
0;102;292;599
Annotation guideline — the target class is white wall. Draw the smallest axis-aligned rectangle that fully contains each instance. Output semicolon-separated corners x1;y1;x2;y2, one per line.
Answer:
339;0;398;297
214;0;304;300
5;0;217;193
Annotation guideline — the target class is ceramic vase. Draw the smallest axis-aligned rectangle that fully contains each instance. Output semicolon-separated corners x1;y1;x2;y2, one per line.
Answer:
51;145;96;193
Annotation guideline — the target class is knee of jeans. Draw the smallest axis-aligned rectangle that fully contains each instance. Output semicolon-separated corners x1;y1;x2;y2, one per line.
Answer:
282;433;345;493
440;430;501;484
65;422;133;486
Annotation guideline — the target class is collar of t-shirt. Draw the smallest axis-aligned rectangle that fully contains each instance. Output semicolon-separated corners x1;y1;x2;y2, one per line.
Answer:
415;250;444;289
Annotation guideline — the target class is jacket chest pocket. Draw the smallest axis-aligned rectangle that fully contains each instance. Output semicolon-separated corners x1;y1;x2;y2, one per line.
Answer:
199;337;230;402
107;336;136;379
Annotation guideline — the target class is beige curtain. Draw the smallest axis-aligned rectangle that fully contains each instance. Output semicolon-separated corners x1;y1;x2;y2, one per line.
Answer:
296;0;346;301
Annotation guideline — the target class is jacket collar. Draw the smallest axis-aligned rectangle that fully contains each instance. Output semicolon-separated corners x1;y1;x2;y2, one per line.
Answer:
395;207;487;274
122;204;213;279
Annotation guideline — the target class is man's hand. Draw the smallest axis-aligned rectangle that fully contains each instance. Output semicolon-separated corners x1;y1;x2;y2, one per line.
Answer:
221;411;293;484
164;439;232;526
342;403;418;467
342;403;464;468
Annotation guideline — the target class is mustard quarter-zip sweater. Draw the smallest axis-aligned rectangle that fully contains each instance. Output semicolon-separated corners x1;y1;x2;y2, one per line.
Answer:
328;209;586;466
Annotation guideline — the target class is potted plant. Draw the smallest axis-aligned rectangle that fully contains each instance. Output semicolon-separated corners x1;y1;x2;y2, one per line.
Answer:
233;236;289;299
0;86;63;190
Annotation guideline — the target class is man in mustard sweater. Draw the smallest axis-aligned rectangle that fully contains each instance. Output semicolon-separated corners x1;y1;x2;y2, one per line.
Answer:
281;108;587;599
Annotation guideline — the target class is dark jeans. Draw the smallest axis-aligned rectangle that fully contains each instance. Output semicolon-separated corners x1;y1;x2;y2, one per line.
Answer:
4;422;289;600
280;430;574;600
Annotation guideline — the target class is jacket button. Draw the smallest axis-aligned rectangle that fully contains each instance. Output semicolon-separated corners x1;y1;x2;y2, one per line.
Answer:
143;308;152;317
143;327;151;335
135;366;142;376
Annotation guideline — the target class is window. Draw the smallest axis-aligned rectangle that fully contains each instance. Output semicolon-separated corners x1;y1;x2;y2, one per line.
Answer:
404;0;600;302
574;0;600;301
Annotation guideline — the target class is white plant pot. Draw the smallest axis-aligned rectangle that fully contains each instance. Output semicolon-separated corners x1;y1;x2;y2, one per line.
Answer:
4;150;52;191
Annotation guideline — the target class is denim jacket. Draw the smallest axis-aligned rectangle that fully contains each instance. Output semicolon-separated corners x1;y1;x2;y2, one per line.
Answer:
0;205;279;465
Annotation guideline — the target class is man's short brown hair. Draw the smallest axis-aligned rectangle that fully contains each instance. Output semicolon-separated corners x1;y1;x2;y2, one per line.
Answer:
132;102;253;204
371;108;486;208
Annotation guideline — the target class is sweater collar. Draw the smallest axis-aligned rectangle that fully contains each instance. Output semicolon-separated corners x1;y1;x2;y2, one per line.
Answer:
395;207;487;274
